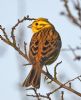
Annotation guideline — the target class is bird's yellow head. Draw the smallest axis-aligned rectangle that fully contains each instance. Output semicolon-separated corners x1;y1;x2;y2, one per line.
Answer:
28;18;53;33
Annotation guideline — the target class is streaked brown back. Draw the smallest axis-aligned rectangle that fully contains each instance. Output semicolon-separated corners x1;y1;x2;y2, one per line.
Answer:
29;27;61;65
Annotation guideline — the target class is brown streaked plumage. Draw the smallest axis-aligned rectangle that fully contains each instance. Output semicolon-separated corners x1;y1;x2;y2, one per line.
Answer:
23;18;62;88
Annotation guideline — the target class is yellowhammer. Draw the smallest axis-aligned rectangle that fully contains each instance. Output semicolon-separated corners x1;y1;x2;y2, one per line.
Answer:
23;18;62;88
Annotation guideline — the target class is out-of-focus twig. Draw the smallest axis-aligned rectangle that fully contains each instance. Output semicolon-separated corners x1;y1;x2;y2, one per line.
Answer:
60;0;81;28
61;47;81;51
62;45;81;60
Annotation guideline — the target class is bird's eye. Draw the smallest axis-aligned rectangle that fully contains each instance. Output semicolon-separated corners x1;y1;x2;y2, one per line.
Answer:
35;23;38;26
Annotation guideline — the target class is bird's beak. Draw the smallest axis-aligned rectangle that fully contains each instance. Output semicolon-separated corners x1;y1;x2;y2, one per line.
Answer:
27;24;32;28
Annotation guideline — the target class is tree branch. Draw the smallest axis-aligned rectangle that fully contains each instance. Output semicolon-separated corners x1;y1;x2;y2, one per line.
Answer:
61;0;81;28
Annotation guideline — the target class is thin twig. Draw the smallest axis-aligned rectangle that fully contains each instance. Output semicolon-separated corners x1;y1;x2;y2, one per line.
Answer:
11;15;35;36
47;75;81;96
61;46;81;60
42;70;81;97
23;63;31;66
26;88;51;100
61;0;81;28
11;15;35;45
0;34;30;62
47;61;62;84
0;25;10;41
26;94;51;100
54;61;62;80
61;47;81;51
68;45;81;60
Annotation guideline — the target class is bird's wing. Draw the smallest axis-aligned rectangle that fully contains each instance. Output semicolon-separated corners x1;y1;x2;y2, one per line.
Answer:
29;28;61;65
29;32;40;63
40;29;61;64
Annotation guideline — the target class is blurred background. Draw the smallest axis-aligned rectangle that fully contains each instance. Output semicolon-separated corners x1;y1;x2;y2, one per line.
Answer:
0;0;81;100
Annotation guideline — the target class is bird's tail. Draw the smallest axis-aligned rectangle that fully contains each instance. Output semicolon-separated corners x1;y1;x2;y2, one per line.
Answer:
22;63;42;89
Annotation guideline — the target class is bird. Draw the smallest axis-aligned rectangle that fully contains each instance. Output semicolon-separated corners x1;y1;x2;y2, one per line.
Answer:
23;18;62;89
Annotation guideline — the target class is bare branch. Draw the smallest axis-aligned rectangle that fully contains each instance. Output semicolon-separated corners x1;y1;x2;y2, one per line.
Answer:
11;15;35;45
26;88;51;100
0;25;10;41
61;45;81;60
61;0;81;28
46;75;81;96
11;15;35;36
47;61;62;84
0;35;29;61
42;70;81;97
62;47;81;51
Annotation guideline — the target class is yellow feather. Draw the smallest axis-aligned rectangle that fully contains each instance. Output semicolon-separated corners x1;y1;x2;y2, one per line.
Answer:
28;18;53;33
